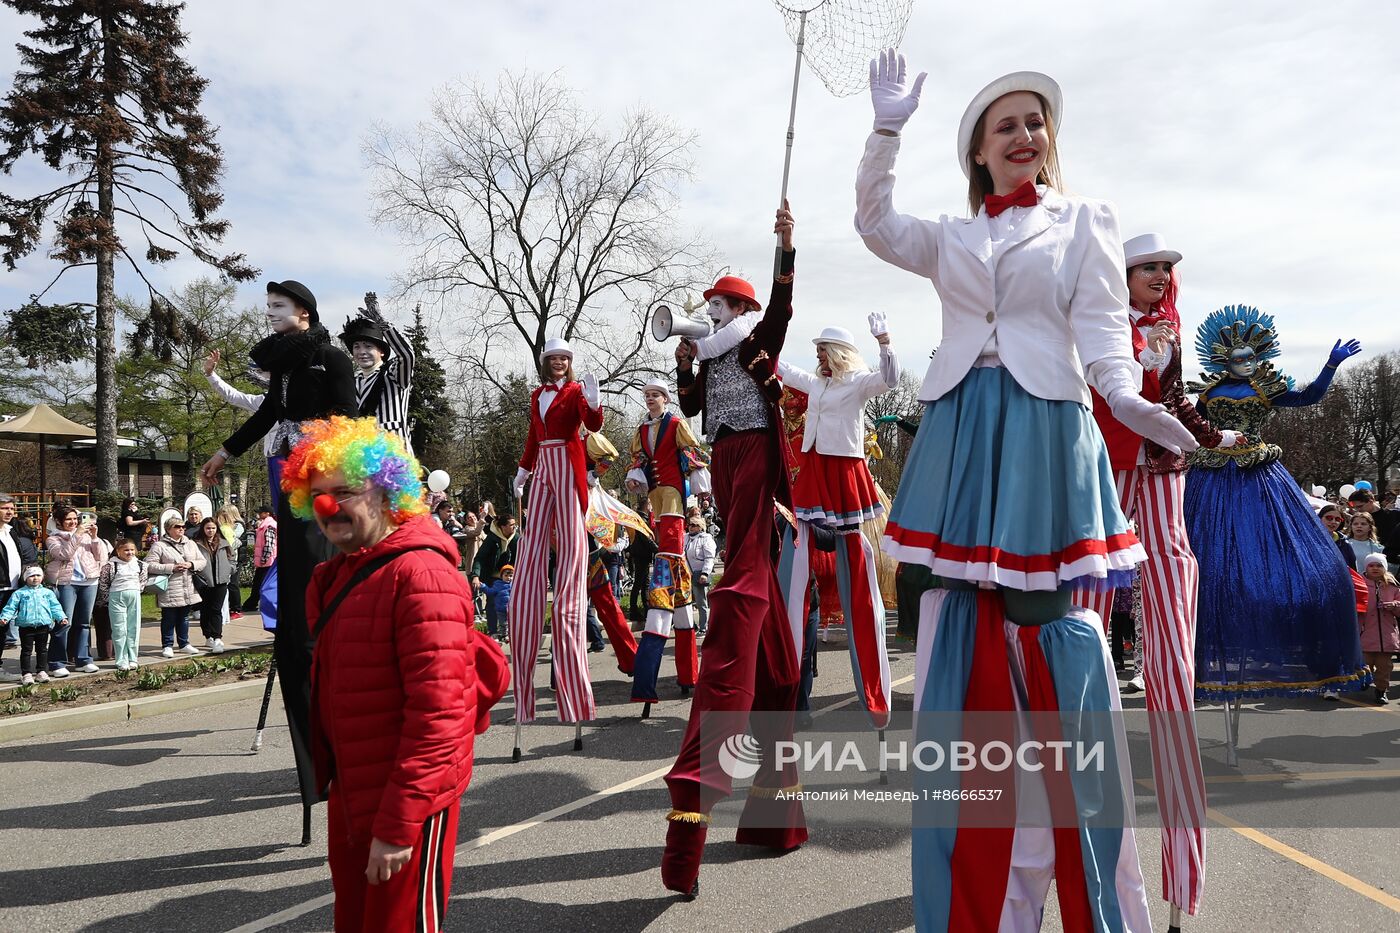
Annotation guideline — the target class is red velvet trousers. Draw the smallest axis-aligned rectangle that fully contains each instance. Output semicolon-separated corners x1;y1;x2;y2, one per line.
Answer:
664;429;801;812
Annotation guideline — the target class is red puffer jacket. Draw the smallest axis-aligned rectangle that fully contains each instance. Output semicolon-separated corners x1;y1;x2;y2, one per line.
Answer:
308;516;509;847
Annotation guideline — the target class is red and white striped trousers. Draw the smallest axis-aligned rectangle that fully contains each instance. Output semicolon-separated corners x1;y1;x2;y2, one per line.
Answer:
508;442;595;723
1073;466;1207;916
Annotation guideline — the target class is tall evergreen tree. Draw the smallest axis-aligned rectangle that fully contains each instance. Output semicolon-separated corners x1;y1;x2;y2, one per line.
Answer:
405;303;451;464
0;0;256;489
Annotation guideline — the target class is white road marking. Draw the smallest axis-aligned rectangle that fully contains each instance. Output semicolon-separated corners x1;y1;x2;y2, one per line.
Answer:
231;673;917;930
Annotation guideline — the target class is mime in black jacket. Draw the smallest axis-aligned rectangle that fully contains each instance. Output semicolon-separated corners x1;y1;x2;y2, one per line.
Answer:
200;280;357;833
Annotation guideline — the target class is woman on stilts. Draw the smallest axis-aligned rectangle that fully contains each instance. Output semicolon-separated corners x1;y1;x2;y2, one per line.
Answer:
1184;307;1370;701
510;339;604;727
777;316;899;728
858;53;1197;931
1071;233;1242;924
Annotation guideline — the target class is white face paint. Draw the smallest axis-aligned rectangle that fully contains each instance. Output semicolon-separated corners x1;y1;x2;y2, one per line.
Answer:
708;296;742;329
266;294;300;334
351;340;384;372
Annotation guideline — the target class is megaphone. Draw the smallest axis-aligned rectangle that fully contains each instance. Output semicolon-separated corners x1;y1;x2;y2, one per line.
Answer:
650;304;712;341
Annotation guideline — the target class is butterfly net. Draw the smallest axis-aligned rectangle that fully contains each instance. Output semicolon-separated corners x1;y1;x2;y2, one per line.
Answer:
771;0;916;98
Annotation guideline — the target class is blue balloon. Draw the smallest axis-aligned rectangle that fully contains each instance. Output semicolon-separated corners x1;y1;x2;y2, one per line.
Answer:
1356;480;1373;491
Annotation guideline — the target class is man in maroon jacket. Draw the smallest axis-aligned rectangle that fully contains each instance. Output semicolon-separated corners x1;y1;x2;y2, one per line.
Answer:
285;416;509;933
661;204;805;898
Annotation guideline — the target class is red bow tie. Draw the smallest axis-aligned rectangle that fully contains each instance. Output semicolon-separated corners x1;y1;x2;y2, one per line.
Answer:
541;383;561;393
984;181;1039;218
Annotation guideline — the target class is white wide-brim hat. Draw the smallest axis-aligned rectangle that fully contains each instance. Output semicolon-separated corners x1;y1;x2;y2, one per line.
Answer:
642;379;672;401
539;336;574;364
1123;232;1183;268
957;71;1063;178
812;326;859;352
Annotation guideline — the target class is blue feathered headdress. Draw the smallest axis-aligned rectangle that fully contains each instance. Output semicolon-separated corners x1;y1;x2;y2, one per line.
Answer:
1187;304;1294;397
1194;305;1281;373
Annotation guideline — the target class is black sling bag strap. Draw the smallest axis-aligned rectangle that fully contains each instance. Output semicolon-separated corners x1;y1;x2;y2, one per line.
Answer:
311;545;440;641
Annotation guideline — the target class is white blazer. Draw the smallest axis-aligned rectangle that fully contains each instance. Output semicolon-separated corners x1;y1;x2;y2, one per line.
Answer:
854;132;1139;407
778;345;898;458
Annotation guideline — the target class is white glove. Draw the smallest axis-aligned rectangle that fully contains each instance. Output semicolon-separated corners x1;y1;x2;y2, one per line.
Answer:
868;48;927;134
1217;430;1240;449
1105;390;1198;456
867;311;889;339
581;372;600;409
513;467;530;499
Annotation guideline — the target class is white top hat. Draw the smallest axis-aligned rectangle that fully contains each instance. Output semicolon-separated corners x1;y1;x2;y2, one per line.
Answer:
1123;233;1183;269
812;326;859;352
539;337;574;364
957;71;1063;178
642;378;672;401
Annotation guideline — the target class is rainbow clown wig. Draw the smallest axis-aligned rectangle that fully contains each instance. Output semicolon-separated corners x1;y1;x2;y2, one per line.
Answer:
281;416;428;524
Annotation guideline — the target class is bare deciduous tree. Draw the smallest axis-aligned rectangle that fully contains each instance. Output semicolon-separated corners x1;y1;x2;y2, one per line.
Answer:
365;70;713;399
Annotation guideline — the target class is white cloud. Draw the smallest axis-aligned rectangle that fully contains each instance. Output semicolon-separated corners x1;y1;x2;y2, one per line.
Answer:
1;0;1396;384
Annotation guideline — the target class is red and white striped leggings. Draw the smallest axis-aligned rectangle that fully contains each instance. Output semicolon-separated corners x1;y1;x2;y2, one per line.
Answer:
1073;466;1207;916
508;442;595;723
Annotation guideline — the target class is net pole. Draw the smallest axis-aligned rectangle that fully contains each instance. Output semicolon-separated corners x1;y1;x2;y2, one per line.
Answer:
774;9;808;276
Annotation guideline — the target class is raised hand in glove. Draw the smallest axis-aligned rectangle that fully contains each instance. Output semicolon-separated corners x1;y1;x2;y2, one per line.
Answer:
581;372;600;409
868;311;890;344
869;48;927;134
1327;339;1362;368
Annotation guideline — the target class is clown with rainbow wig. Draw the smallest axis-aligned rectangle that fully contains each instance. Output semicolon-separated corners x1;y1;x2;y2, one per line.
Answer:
284;416;509;932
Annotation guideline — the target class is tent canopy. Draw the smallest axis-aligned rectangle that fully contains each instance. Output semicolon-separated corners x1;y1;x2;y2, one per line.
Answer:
0;403;96;444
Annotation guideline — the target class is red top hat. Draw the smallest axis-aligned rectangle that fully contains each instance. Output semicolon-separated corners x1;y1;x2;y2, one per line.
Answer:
703;275;759;309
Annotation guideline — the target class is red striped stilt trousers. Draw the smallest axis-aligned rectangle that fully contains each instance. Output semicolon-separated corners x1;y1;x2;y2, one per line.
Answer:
782;522;892;728
1072;466;1207;916
509;441;595;724
328;793;460;933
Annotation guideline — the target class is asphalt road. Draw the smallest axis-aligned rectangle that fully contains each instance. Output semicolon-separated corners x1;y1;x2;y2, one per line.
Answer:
2;624;1398;932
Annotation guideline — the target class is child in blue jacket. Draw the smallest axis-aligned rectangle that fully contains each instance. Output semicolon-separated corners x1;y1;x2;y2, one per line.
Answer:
2;566;68;685
480;565;514;639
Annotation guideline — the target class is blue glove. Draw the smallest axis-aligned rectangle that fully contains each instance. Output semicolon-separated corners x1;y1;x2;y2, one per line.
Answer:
1328;338;1361;367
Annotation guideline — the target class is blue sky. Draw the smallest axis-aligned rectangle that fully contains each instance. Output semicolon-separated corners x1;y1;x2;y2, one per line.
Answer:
2;0;1397;386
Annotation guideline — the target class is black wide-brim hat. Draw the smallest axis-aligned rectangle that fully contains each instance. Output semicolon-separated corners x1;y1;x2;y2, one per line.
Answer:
266;280;318;322
340;317;392;357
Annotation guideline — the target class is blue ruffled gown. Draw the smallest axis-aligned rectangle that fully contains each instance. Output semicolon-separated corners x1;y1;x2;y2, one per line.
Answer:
1185;364;1369;699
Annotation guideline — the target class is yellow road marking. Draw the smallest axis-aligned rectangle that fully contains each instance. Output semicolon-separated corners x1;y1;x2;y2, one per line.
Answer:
1206;807;1400;914
1339;695;1400;715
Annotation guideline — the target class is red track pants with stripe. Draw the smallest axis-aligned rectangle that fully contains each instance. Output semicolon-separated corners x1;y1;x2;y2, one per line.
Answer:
328;793;460;933
1072;466;1207;916
509;442;595;723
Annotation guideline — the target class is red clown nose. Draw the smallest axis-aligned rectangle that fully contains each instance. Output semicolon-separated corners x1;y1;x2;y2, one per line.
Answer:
313;494;341;518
